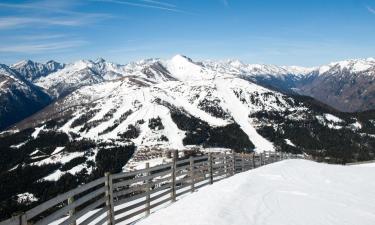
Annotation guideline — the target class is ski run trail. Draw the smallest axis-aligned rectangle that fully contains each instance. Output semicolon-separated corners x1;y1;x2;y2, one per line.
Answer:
215;79;274;152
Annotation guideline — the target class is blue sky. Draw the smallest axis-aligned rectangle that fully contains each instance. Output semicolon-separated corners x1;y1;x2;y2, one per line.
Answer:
0;0;375;66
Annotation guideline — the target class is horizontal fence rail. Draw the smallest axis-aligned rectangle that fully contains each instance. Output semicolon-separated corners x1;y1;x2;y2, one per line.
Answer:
0;151;302;225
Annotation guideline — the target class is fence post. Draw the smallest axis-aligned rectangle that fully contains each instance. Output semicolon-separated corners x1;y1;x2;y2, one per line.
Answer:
105;172;114;225
208;152;213;185
224;152;229;177
252;154;256;168
68;196;76;225
20;213;27;225
268;151;273;164
171;150;177;202
241;154;245;172
232;151;236;175
189;156;195;193
145;162;151;216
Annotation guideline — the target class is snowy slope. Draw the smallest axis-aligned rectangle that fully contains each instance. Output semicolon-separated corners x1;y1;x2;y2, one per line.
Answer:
136;159;375;225
40;75;292;152
164;55;216;81
215;78;275;152
9;55;375;156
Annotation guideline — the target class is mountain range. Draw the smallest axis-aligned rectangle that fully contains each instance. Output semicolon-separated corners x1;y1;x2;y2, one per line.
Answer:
1;55;375;130
0;55;375;219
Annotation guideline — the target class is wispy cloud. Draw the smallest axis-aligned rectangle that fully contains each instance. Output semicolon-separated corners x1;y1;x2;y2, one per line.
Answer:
91;0;189;14
0;0;112;29
0;40;88;53
140;0;176;8
0;0;101;16
367;6;375;14
0;16;106;29
16;34;68;41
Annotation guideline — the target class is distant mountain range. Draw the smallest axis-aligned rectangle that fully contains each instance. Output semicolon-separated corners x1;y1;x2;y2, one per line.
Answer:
0;55;374;130
1;55;375;218
1;56;374;128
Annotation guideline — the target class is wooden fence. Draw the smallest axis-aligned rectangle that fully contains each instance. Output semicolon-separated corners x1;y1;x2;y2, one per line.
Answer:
0;151;301;225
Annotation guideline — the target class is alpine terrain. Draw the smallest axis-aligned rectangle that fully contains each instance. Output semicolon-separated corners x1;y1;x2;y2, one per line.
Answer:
0;55;375;219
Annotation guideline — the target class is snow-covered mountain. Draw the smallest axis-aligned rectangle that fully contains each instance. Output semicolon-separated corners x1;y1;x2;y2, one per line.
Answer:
8;55;375;158
9;55;374;112
0;64;51;130
220;57;375;112
11;60;64;82
34;58;177;98
201;57;375;112
296;58;375;112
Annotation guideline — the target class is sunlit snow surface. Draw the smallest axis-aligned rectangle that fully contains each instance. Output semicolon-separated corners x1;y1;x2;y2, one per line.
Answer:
57;76;293;152
17;54;375;156
135;160;375;225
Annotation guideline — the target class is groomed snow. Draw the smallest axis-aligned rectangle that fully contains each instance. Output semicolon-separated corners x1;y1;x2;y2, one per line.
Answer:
324;113;343;123
215;78;275;152
284;138;296;147
135;160;375;225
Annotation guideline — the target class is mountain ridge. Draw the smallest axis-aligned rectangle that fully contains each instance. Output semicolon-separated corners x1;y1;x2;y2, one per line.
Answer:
1;55;375;131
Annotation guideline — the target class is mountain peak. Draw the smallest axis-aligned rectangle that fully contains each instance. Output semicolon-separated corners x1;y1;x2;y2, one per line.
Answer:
228;59;244;67
171;54;193;63
12;59;35;68
45;60;59;64
95;57;106;63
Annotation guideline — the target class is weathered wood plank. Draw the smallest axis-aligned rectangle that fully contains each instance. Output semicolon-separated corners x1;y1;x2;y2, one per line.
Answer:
0;215;20;225
111;163;172;180
113;170;171;189
176;164;190;171
193;155;209;161
176;158;191;165
26;177;105;220
34;187;106;225
114;184;171;207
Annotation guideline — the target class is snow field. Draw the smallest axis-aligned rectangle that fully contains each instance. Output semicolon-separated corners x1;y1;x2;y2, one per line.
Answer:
135;159;375;225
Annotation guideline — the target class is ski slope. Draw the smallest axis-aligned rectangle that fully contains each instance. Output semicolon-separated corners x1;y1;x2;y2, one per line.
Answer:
135;160;375;225
215;79;275;152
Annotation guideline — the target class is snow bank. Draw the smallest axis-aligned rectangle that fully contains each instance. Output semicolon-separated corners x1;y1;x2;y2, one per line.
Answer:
136;160;375;225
